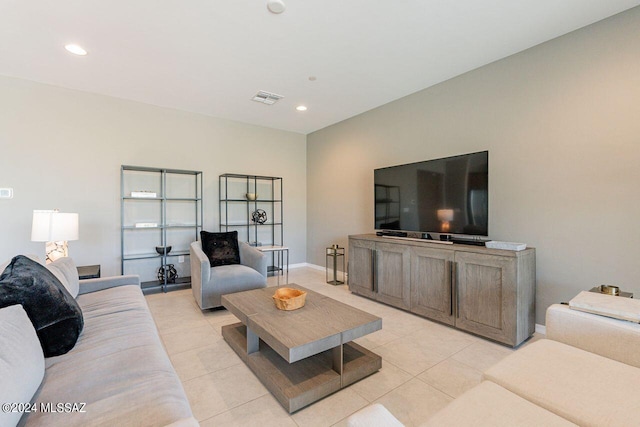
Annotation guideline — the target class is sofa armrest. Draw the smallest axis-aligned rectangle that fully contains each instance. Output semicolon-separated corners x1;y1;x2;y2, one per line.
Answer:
190;241;211;283
78;275;140;295
546;303;640;368
239;242;267;278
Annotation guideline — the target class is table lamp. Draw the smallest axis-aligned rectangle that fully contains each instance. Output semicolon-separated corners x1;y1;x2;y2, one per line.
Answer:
31;210;79;263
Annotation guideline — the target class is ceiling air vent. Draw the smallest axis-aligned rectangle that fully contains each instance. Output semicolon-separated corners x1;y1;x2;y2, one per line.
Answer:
252;90;284;105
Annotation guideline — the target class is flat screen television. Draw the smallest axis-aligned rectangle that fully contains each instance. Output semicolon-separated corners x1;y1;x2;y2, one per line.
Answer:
374;151;488;236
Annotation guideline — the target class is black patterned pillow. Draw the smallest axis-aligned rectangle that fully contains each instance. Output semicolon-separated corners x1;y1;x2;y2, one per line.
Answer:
200;230;241;267
0;255;84;357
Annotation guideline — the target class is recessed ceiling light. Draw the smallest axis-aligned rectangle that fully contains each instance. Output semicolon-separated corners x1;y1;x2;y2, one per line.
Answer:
64;44;88;56
296;105;307;112
267;0;286;14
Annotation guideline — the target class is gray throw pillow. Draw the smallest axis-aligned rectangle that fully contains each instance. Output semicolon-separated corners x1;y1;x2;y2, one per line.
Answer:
0;255;84;357
0;305;45;427
47;257;80;298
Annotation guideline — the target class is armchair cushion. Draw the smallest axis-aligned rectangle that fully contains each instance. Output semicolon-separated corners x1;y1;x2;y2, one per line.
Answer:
0;255;84;357
200;230;241;267
208;264;266;302
190;241;267;309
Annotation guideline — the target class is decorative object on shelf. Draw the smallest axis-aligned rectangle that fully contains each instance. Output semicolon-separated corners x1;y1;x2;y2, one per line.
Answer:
326;244;345;285
157;264;178;283
155;246;172;255
600;285;620;296
135;222;158;228
251;209;268;224
272;287;306;311
31;210;79;264
589;285;633;298
485;241;527;251
246;193;258;201
130;191;157;198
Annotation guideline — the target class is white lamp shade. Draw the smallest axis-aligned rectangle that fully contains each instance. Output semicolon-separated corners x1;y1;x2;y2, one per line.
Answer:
437;209;454;222
31;211;79;242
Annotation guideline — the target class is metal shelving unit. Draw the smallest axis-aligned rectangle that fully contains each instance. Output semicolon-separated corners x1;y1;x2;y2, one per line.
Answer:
219;173;284;276
121;165;203;293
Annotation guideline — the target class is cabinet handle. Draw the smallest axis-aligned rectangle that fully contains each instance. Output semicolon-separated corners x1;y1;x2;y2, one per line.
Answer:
449;261;454;316
452;261;459;318
373;249;378;293
370;249;376;292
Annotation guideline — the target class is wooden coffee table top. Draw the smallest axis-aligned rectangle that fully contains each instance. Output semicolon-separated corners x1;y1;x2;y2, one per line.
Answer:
222;284;382;363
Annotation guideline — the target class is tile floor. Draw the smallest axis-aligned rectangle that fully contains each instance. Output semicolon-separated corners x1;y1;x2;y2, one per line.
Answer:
145;267;541;426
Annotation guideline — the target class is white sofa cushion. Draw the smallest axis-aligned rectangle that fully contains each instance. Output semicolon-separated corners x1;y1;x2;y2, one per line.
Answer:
0;305;45;427
485;339;640;427
546;303;640;368
423;381;576;427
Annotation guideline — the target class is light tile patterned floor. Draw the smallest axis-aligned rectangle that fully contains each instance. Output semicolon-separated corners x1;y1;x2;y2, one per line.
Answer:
145;267;540;426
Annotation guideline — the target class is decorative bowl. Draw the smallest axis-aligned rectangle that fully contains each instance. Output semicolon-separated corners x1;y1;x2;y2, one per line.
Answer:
272;287;307;311
600;284;620;296
246;193;258;201
155;246;172;255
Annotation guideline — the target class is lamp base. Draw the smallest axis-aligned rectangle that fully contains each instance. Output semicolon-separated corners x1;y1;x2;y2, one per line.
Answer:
45;240;68;264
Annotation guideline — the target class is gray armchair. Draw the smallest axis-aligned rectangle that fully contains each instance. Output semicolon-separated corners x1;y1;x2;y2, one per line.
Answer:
190;240;268;309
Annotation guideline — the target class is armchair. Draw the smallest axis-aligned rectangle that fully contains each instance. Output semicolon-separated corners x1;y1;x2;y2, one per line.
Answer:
190;240;268;309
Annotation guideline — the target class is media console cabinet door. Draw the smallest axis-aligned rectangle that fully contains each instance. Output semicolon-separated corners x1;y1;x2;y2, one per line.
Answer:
410;247;455;325
375;242;411;310
348;239;376;298
454;252;517;346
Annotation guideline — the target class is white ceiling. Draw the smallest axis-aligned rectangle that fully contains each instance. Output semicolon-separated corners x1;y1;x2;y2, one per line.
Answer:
1;1;639;135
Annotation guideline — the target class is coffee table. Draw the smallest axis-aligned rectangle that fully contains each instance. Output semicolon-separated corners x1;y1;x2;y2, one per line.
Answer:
221;284;382;413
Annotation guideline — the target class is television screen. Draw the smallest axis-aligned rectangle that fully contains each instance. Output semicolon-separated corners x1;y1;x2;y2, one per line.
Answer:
374;151;488;236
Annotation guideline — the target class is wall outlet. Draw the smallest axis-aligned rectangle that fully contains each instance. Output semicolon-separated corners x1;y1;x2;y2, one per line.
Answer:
0;188;13;199
178;256;185;263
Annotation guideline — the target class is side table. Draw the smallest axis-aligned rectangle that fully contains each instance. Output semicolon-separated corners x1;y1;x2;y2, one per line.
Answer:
256;246;288;285
77;265;101;280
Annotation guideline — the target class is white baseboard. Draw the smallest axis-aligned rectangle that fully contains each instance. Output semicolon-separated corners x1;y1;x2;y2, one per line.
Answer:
288;262;315;270
535;324;546;335
291;263;348;279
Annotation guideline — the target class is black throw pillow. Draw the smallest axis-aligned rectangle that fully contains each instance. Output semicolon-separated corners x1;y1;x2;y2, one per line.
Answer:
0;255;84;357
200;230;241;267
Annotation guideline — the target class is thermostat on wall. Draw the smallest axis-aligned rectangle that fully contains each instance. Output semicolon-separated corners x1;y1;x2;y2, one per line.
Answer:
0;188;13;199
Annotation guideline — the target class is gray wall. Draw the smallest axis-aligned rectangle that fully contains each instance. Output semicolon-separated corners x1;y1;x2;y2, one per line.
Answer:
307;7;640;324
0;76;307;279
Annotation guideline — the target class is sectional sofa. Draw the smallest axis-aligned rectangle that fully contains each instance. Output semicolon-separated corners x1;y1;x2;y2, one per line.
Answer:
0;256;197;427
349;302;640;426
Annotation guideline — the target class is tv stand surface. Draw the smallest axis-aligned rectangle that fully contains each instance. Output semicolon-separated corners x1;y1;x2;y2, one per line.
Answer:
381;235;453;245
